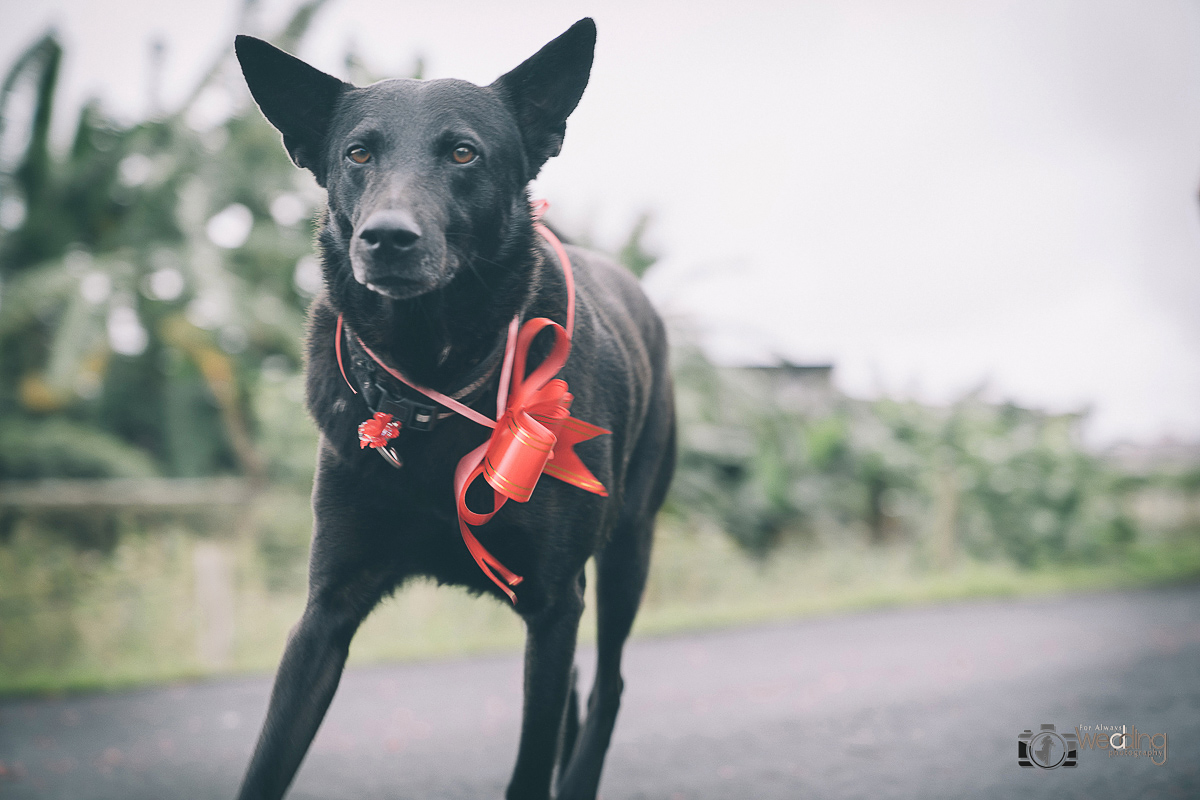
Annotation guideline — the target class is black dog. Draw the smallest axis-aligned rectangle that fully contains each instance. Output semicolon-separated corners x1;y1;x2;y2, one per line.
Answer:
234;19;675;800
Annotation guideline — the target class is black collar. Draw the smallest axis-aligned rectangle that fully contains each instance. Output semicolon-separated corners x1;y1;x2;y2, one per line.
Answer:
341;322;509;434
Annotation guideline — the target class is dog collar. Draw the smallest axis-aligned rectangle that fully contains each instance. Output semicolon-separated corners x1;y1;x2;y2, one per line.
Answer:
338;321;511;465
331;200;609;602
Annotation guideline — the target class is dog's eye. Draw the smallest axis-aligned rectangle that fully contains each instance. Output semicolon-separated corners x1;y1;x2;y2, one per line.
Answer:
451;145;477;164
347;147;371;164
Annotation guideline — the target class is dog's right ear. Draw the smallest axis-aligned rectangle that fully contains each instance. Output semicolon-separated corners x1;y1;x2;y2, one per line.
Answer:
235;35;350;185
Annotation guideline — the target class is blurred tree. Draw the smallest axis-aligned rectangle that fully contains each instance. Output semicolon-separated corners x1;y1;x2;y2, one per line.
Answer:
617;212;657;279
664;326;1139;565
0;2;330;482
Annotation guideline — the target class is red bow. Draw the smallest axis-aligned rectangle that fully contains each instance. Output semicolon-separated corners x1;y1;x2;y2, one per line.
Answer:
453;317;608;601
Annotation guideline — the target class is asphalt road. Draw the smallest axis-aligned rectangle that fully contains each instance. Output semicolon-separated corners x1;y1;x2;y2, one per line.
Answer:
2;584;1198;799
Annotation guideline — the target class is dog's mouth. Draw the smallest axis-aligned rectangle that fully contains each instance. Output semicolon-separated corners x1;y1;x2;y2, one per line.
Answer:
362;275;428;300
349;227;453;301
351;247;451;300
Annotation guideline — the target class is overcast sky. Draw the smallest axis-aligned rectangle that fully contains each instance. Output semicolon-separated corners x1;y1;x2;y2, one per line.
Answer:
3;0;1200;445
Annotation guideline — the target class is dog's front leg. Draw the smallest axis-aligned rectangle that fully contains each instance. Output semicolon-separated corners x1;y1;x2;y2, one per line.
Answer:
506;576;585;800
235;602;363;798
237;463;392;800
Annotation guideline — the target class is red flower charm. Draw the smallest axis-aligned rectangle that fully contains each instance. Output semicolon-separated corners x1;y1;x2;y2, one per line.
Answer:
358;412;400;449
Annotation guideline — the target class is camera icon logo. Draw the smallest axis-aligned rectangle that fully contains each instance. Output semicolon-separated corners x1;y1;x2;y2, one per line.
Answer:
1018;724;1078;769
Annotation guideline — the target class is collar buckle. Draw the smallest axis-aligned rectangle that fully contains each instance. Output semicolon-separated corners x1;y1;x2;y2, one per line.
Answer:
378;387;439;431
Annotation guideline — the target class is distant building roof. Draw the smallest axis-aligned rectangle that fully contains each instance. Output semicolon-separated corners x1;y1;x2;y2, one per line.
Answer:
741;361;834;375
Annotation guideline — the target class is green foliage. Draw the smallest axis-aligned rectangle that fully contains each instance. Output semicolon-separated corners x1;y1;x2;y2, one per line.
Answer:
616;212;657;278
666;328;1161;567
0;417;158;479
0;8;326;480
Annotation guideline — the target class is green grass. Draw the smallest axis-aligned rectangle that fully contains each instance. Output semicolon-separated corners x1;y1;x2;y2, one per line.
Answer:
2;492;1198;696
636;522;1200;634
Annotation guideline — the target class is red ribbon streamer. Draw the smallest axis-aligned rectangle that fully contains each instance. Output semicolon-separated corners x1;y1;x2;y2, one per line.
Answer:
335;201;609;602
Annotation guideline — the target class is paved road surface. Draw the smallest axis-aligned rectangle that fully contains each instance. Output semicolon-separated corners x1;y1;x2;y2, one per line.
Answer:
2;585;1198;799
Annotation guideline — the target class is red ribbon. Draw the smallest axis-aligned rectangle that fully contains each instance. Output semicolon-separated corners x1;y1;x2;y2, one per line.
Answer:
335;201;609;602
453;316;609;600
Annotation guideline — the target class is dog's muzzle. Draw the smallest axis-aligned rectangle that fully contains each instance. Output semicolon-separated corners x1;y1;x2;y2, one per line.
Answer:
351;209;434;298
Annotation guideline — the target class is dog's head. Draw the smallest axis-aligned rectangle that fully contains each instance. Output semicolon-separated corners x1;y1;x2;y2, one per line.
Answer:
236;19;595;301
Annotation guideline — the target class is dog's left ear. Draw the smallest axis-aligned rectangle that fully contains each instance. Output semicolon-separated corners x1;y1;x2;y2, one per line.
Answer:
235;35;351;185
491;18;596;180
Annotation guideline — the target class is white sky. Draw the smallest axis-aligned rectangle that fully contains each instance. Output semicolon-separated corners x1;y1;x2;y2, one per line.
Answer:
3;0;1200;445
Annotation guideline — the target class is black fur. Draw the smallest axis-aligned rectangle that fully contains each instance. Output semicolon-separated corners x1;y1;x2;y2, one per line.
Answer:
234;19;675;800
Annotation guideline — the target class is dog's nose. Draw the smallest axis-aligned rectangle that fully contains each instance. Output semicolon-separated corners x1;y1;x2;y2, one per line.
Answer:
358;210;422;253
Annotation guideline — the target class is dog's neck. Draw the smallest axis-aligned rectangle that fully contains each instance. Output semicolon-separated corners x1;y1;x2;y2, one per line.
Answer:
321;220;550;394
